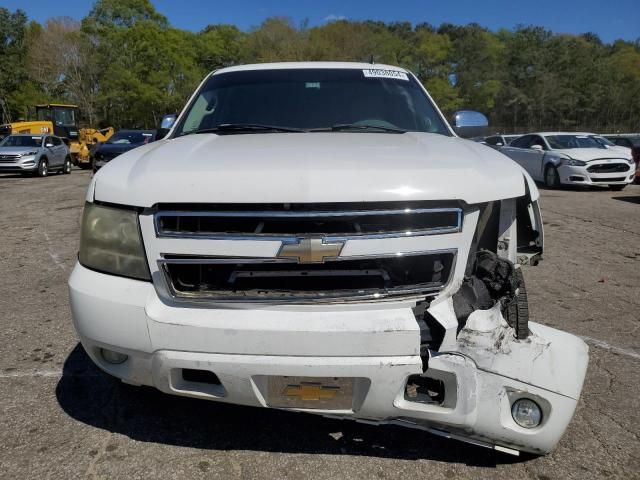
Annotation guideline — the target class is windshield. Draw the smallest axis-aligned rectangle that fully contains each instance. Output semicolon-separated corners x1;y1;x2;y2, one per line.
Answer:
107;131;154;145
591;135;615;147
53;107;76;126
174;68;451;136
545;135;604;149
0;135;42;147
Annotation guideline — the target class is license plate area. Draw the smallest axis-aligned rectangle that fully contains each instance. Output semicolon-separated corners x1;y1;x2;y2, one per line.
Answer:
267;376;354;410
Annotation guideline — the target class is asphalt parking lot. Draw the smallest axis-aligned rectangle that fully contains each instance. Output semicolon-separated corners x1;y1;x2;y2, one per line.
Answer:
0;169;638;479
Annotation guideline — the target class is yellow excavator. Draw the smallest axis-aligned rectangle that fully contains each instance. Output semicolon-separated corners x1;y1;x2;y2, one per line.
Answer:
0;104;114;168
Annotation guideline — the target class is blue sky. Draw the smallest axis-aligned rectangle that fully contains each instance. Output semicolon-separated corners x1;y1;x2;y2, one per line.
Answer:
4;0;639;43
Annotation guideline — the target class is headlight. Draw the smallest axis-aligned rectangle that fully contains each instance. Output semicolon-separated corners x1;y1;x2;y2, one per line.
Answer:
79;202;150;280
21;151;38;156
560;158;586;167
511;398;542;428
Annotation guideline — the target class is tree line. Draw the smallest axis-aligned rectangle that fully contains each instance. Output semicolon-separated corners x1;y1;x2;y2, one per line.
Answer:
1;0;639;133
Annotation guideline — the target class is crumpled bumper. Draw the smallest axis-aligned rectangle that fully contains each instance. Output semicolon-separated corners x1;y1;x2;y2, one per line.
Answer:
69;262;588;455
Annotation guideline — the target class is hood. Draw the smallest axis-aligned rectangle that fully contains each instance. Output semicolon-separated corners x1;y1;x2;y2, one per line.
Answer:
0;146;38;155
605;145;632;155
555;148;632;161
93;132;529;207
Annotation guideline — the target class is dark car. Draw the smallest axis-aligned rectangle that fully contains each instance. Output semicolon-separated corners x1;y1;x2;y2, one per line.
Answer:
92;129;157;172
602;134;640;150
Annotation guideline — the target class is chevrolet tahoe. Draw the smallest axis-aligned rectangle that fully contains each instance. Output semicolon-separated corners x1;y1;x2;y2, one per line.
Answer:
69;62;588;456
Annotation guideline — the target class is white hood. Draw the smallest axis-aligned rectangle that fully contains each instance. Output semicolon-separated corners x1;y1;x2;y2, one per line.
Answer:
554;147;632;161
92;132;529;206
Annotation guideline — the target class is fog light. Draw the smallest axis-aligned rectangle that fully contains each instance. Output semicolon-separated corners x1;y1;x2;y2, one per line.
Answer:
100;348;128;365
511;398;542;428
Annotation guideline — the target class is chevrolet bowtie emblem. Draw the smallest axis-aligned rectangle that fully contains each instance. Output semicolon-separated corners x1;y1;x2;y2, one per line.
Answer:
283;382;339;401
277;238;345;263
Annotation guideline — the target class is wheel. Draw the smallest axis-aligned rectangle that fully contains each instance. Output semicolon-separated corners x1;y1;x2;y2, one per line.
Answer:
502;269;529;340
609;184;626;191
544;164;560;188
63;156;72;174
36;158;48;177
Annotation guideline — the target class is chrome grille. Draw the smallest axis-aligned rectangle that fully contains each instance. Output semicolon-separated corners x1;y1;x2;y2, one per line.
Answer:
153;203;462;302
0;154;20;163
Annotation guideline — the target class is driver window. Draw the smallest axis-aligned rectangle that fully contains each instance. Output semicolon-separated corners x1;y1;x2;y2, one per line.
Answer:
511;135;531;148
531;136;546;149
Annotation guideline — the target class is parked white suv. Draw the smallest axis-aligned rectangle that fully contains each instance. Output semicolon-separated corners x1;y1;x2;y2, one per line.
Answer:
69;63;588;456
501;132;635;190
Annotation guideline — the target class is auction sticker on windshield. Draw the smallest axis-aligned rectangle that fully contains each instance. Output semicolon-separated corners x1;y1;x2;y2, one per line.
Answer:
362;69;409;81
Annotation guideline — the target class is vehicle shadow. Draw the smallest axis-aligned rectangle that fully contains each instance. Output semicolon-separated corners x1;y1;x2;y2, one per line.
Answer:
612;196;640;204
56;344;530;467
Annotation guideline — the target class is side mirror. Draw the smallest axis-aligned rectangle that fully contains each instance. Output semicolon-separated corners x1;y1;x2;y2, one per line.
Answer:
157;114;177;139
496;142;503;146
530;144;543;151
45;143;54;148
452;110;489;138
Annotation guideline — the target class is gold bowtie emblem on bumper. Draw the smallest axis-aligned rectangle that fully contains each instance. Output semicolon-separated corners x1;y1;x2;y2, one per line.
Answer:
283;382;339;401
277;238;345;263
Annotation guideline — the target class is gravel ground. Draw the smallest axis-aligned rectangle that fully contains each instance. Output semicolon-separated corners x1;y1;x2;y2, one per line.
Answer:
0;169;638;479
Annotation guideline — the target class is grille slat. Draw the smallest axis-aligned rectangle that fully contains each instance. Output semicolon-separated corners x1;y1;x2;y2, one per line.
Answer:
155;203;462;240
590;176;626;182
160;252;455;302
587;163;630;173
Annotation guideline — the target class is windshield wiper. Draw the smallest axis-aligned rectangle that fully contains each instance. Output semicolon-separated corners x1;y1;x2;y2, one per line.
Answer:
184;123;306;135
311;123;407;134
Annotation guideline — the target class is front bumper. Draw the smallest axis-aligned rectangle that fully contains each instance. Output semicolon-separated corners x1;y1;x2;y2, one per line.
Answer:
558;163;635;185
69;262;587;455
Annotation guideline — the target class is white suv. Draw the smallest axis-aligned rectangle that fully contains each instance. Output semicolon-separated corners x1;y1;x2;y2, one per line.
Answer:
69;62;588;456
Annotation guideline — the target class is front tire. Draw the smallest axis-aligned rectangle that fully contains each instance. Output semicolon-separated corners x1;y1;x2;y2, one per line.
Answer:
609;184;626;191
544;164;560;189
36;158;48;177
502;269;529;340
63;156;72;174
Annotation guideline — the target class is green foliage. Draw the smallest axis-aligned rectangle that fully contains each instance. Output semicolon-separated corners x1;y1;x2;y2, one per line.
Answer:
87;0;167;28
1;1;639;131
0;8;35;122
